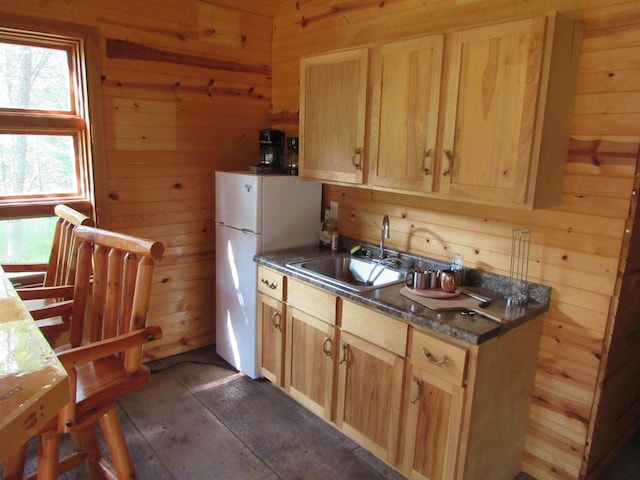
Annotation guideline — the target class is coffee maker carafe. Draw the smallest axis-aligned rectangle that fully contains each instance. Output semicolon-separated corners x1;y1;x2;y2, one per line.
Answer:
259;129;285;171
284;137;299;175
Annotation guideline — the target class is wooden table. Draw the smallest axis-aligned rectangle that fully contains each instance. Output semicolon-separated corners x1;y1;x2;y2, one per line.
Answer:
0;266;69;463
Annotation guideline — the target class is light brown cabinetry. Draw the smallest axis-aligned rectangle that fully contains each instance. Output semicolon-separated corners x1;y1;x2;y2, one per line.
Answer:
298;12;582;209
256;267;543;479
368;35;444;193
257;266;286;386
284;277;338;420
439;13;581;208
299;48;368;185
336;300;408;464
400;320;543;480
401;328;468;479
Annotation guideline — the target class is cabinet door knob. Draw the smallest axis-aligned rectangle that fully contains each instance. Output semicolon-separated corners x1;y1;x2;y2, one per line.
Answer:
322;335;333;358
352;147;362;170
271;311;281;330
421;149;433;174
442;150;453;176
422;347;447;366
410;376;421;404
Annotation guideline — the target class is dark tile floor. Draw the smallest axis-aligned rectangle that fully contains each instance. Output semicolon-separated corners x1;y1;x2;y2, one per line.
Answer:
4;347;639;479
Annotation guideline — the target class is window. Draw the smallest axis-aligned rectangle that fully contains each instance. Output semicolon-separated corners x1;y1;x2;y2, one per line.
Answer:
0;22;97;263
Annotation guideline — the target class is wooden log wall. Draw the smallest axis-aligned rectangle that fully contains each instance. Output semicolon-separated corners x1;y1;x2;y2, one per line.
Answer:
269;1;640;479
0;0;279;359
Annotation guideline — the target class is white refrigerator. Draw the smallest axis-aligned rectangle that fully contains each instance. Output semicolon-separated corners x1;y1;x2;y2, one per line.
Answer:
215;171;322;378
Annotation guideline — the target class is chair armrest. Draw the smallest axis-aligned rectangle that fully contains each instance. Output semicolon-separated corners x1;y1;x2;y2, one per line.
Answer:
17;285;74;301
1;262;47;273
6;273;46;288
30;300;73;321
58;326;163;368
2;263;47;287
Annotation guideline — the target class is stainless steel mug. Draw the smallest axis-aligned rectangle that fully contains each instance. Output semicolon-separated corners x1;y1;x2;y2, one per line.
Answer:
406;271;428;290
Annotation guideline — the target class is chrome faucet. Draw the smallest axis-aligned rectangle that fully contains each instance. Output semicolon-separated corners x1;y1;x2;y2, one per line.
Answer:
380;215;390;259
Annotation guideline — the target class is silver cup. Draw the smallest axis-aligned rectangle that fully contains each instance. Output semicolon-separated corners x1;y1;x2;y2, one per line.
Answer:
406;271;428;290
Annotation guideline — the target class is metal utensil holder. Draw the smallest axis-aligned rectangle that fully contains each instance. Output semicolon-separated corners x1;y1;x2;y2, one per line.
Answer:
506;228;531;306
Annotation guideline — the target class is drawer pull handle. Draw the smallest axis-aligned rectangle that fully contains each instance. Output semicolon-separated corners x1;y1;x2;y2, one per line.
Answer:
422;347;447;366
322;335;333;358
410;376;421;404
339;341;348;365
271;311;281;331
261;278;278;289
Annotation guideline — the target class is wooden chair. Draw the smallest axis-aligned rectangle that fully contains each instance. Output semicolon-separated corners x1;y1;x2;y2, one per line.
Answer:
2;225;164;480
6;205;95;345
3;204;94;288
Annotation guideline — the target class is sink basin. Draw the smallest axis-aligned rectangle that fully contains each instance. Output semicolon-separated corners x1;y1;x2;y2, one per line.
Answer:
286;255;405;292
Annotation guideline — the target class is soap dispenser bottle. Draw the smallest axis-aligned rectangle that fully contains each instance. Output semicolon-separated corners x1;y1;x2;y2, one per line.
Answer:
451;253;464;285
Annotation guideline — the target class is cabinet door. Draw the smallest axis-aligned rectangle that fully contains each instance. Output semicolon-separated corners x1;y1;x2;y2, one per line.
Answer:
369;35;443;193
402;365;465;480
257;293;285;386
299;48;368;185
336;331;404;465
440;17;546;205
285;306;336;421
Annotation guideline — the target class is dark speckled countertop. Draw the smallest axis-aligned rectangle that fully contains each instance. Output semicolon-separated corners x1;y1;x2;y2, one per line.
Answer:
254;244;550;345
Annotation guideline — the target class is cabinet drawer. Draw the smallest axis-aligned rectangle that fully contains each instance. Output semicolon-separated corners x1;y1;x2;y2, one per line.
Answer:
341;300;407;357
410;328;467;387
258;266;284;300
287;277;337;325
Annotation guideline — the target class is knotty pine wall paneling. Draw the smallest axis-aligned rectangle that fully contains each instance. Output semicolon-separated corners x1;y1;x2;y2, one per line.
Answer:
270;1;640;479
0;0;277;359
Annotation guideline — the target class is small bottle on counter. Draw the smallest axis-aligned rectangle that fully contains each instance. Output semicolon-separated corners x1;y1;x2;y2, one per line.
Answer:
331;229;339;251
320;207;332;248
326;208;339;250
451;253;464;285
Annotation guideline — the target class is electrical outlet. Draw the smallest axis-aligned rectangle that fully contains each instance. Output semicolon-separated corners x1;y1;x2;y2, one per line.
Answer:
330;201;339;219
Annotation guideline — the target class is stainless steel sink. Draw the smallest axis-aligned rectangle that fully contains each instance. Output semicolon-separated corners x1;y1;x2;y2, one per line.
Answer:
286;254;405;292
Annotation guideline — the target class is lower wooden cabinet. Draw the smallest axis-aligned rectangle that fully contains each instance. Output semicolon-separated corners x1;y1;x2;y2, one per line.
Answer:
284;277;339;421
257;292;285;386
401;328;468;479
400;322;543;480
285;306;337;421
257;266;286;386
336;298;408;464
336;331;404;464
256;266;542;480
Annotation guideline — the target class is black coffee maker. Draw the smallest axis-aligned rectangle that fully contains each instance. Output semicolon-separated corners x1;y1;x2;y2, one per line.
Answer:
257;129;285;173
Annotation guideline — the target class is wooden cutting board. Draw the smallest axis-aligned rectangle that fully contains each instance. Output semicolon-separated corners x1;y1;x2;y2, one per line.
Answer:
400;287;504;323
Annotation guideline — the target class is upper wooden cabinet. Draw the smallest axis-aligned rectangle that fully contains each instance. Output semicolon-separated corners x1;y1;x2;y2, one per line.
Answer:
299;48;369;185
440;13;582;208
298;12;583;209
368;35;444;193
